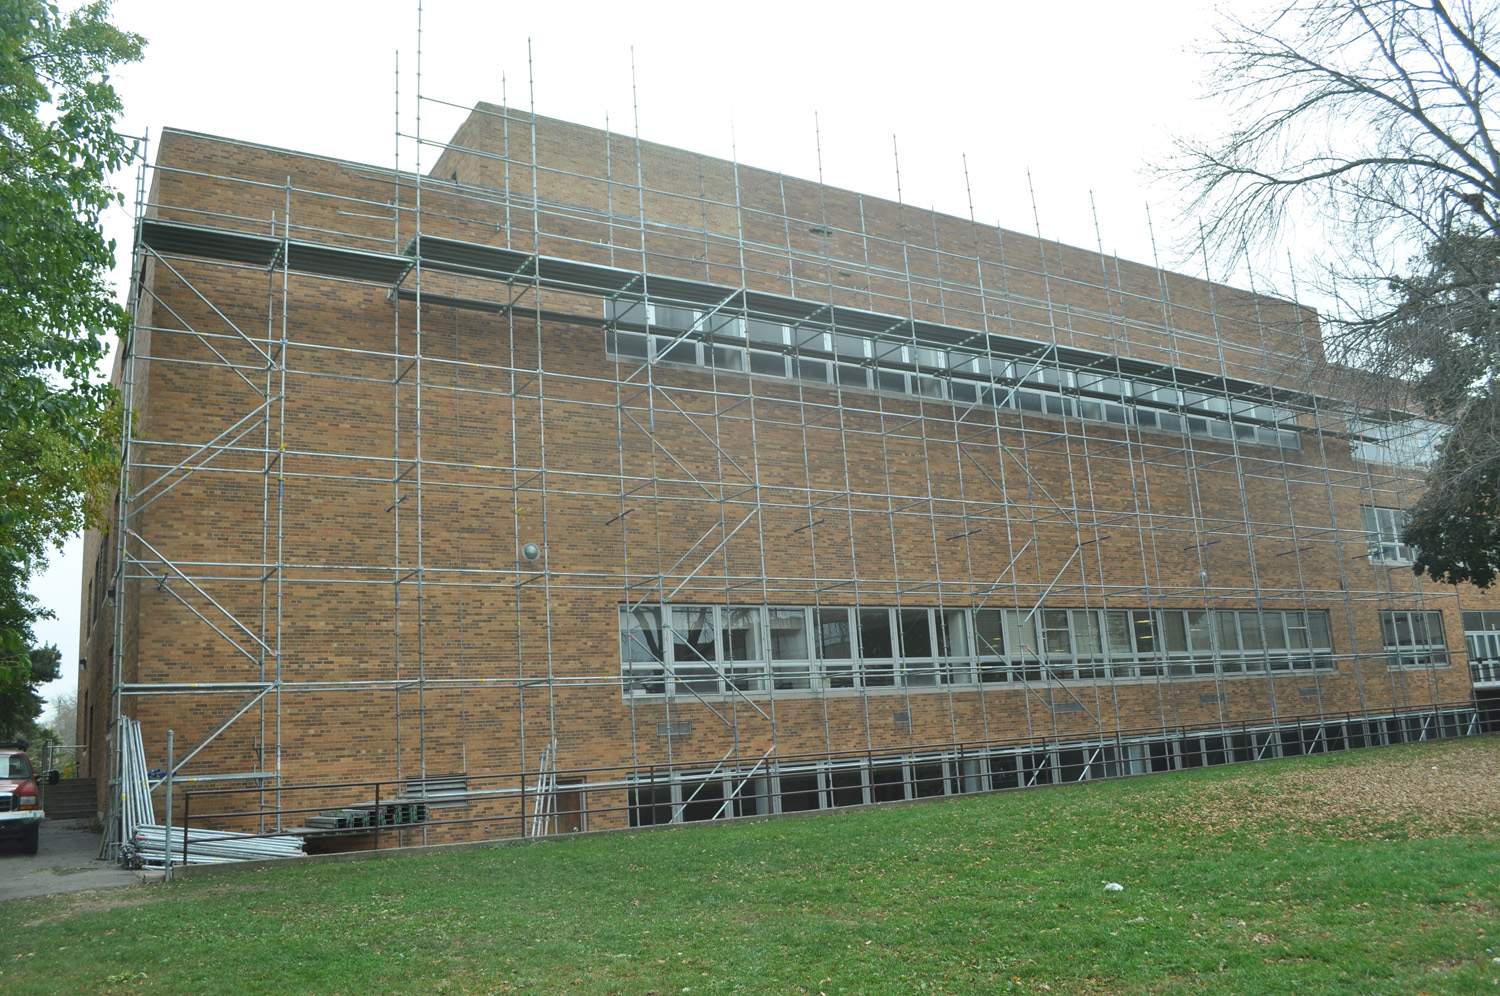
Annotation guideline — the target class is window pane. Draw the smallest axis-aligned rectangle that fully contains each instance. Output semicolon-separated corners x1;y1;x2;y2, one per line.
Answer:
815;607;853;659
608;330;648;358
859;609;894;659
899;608;934;658
1130;610;1157;654
768;608;809;660
1070;610;1102;657
1424;611;1445;646
621;606;664;662
1308;611;1331;649
606;299;649;325
1285;611;1309;650
749;350;787;377
835;363;869;389
621;606;666;695
778;771;822;812
833;333;868;358
656;336;697;364
1162;611;1189;653
747;319;786;345
1185;610;1212;652
655;305;696;330
712;345;746;371
1006;610;1040;659
937;609;971;657
1105;610;1133;656
974;609;1004;657
705;314;745;338
1238;612;1264;651
1042;610;1072;656
671;607;716;663
796;357;827;382
913;346;947;370
1215;611;1240;654
1263;613;1288;651
721;607;763;661
914;375;944;399
828;766;865;807
772;661;813;690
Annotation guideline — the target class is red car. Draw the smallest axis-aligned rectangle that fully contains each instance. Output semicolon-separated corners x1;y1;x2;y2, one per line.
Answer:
0;742;58;855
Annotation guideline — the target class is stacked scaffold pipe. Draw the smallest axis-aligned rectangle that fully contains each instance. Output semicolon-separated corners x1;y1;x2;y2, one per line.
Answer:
117;715;154;844
116;716;304;868
131;824;305;866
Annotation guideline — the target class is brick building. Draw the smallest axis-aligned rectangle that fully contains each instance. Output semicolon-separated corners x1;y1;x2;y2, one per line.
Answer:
77;103;1496;844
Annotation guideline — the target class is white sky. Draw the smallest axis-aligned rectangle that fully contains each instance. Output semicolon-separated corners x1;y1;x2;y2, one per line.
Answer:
31;0;1287;716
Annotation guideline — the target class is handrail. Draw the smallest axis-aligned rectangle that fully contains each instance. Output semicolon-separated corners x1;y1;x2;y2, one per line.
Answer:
149;701;1485;856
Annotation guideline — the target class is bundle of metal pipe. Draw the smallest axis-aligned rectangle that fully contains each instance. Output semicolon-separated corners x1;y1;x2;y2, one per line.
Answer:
131;824;304;866
118;717;154;843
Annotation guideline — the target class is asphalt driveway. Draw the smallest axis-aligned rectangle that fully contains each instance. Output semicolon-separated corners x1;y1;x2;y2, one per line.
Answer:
0;820;144;902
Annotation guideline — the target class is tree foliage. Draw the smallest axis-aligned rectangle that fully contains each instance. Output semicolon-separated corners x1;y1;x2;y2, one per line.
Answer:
0;1;142;663
1178;1;1500;587
0;642;61;742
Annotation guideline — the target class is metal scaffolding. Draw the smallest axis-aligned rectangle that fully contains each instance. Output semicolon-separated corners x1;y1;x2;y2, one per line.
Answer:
96;25;1480;850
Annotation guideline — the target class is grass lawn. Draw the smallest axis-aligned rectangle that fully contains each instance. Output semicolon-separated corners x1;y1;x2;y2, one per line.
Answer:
5;738;1500;994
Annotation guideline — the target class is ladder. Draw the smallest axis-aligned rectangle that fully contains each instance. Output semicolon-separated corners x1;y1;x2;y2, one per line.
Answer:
528;739;557;838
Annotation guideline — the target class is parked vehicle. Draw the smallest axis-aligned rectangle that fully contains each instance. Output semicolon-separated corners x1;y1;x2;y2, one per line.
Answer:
0;741;59;855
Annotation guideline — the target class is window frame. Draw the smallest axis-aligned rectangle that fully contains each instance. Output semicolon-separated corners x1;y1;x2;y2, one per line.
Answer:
1362;505;1416;566
1380;609;1449;670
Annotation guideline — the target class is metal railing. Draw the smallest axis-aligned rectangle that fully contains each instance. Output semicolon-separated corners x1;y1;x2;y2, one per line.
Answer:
39;742;88;782
1472;660;1500;686
150;700;1484;867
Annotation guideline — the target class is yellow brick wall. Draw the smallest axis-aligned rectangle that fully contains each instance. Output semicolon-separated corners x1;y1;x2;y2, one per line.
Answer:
72;118;1488;837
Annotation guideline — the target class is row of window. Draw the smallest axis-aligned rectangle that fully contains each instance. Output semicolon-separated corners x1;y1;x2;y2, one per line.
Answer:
604;301;1304;451
627;708;1477;826
619;604;1338;698
604;303;1459;468
1348;418;1446;468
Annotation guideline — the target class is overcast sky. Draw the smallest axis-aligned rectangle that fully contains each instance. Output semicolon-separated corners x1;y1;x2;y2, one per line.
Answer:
31;0;1287;717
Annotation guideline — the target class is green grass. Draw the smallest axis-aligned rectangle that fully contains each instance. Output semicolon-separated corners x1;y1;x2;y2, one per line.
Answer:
5;739;1500;994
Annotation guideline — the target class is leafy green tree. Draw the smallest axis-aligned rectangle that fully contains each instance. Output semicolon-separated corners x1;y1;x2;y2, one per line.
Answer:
0;643;61;742
1361;227;1500;586
0;1;143;660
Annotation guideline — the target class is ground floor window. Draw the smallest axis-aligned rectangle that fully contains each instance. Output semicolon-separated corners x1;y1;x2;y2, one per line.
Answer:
624;707;1476;828
1463;611;1500;685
